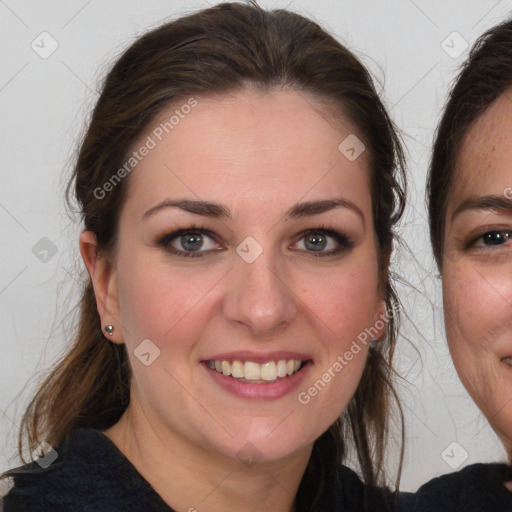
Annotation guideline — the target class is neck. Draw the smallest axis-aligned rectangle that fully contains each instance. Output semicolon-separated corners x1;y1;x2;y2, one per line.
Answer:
102;402;312;512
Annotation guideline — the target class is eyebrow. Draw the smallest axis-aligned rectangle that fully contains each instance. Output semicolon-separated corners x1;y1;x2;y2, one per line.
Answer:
142;198;365;225
451;195;512;221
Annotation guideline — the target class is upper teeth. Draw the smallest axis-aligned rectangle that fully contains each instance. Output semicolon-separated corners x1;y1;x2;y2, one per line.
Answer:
503;357;512;365
207;359;302;381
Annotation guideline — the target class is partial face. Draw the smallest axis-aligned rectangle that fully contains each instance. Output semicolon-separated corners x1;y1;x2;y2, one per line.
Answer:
443;88;512;454
105;88;384;463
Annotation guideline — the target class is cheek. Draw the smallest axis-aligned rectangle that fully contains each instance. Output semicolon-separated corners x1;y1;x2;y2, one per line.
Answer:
444;265;512;343
443;264;512;388
115;254;214;348
302;265;385;354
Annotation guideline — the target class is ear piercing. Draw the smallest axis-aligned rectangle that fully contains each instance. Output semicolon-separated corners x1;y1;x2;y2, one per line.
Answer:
104;325;115;336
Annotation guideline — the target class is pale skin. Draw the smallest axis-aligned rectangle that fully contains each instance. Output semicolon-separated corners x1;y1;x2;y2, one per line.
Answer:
80;87;386;512
443;88;512;475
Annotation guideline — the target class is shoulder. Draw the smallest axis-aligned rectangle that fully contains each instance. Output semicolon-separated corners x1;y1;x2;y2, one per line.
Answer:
400;463;512;512
1;428;171;512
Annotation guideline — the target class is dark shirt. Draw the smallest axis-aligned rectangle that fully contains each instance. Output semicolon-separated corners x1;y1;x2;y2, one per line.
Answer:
1;427;396;512
4;428;512;511
399;462;512;512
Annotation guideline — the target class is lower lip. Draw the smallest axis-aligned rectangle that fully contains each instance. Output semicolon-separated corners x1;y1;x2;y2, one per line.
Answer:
202;362;311;400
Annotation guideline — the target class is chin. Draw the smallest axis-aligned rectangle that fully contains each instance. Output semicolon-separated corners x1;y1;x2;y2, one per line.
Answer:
205;423;316;465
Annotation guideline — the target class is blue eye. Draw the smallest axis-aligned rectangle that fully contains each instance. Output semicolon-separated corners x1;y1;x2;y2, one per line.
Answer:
157;228;221;258
293;229;353;257
156;226;353;258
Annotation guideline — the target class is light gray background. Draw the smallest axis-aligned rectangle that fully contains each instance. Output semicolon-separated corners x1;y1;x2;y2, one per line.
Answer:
1;0;511;492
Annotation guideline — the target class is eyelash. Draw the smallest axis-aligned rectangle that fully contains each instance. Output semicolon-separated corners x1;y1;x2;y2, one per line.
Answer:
155;223;354;259
466;229;512;250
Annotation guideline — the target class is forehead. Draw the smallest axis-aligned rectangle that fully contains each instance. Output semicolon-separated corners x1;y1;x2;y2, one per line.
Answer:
123;87;371;211
451;89;512;201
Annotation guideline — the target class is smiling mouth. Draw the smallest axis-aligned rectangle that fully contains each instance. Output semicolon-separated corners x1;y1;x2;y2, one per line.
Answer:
502;357;512;366
205;359;308;383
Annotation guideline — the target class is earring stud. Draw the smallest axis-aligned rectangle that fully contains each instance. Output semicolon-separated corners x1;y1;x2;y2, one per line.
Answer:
104;325;114;336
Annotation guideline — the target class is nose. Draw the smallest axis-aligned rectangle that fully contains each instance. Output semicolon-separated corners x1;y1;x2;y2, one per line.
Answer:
222;248;298;338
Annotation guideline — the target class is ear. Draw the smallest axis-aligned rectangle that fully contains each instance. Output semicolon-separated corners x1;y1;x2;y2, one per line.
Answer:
372;244;391;342
79;230;124;344
371;298;388;342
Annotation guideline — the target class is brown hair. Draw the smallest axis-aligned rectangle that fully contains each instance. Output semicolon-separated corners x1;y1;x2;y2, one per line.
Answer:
4;1;406;505
428;18;512;268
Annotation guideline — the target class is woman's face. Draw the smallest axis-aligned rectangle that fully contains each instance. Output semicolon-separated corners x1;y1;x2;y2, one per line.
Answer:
443;88;512;454
96;88;384;463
